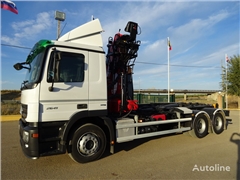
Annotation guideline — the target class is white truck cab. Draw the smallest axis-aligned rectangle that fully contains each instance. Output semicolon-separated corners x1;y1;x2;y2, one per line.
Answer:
16;19;113;162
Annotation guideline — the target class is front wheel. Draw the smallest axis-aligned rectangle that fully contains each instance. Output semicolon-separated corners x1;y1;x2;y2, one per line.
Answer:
189;114;209;138
68;123;106;163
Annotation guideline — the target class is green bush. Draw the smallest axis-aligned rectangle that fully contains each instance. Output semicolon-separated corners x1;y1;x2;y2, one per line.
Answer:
1;103;20;115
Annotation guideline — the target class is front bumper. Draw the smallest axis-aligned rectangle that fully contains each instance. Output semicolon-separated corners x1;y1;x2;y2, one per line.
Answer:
19;119;39;159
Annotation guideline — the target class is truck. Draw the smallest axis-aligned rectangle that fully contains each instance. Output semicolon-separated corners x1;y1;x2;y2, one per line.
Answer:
14;19;231;163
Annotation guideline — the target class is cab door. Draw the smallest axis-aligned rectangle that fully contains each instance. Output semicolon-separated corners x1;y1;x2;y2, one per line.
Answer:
39;47;89;122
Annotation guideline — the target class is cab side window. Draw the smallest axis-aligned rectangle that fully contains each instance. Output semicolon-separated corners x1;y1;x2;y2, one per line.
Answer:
47;52;85;82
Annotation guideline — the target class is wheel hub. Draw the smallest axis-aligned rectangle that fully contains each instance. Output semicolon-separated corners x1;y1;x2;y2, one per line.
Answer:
77;133;99;156
197;118;206;133
215;117;223;130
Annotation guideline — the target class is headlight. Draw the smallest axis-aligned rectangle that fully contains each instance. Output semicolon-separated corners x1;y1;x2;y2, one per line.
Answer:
23;131;29;143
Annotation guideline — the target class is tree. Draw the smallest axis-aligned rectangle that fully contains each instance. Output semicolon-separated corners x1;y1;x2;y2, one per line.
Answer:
220;54;240;96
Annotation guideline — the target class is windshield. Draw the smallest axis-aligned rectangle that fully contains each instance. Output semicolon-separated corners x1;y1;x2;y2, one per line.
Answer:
24;51;44;84
22;39;53;88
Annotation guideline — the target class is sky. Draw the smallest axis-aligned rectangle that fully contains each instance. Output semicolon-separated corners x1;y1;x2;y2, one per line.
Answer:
1;1;239;91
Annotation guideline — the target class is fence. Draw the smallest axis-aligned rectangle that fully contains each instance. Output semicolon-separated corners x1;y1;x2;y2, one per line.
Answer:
134;93;175;104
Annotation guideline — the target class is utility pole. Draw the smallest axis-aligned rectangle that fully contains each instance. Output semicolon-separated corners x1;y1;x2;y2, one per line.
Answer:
225;54;228;109
167;37;171;102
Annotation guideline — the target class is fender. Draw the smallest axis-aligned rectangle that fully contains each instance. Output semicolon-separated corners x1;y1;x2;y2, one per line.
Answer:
101;116;115;154
60;110;107;144
59;110;116;154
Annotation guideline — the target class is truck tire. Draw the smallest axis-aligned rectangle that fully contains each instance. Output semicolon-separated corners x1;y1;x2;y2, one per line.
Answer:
189;114;209;138
212;112;224;134
68;123;106;163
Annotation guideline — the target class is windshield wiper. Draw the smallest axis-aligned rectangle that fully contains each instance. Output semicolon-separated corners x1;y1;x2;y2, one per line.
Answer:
21;80;29;90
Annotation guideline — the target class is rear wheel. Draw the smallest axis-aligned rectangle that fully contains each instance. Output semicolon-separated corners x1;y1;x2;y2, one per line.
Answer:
189;114;209;138
212;112;224;134
68;123;106;163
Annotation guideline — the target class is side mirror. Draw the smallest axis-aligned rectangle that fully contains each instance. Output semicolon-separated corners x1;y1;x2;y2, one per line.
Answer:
13;62;30;71
55;51;61;61
49;49;61;91
13;63;23;70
